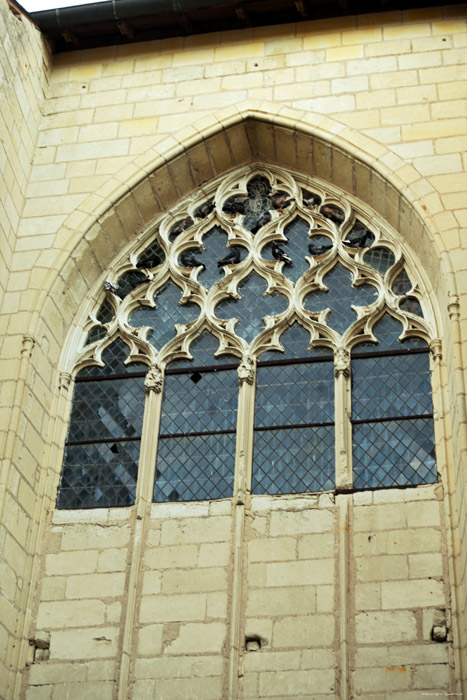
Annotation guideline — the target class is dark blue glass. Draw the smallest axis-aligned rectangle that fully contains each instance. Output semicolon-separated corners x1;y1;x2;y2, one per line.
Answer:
129;283;200;350
304;264;377;334
215;273;288;343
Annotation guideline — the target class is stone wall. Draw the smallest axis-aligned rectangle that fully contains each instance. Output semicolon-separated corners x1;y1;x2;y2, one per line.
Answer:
25;486;451;699
0;4;49;698
0;1;466;698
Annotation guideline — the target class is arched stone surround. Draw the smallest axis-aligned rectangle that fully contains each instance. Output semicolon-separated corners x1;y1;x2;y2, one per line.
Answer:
5;103;467;696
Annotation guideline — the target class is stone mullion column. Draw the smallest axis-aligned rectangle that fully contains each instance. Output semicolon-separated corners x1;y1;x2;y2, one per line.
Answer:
117;364;165;700
334;348;353;490
228;355;256;700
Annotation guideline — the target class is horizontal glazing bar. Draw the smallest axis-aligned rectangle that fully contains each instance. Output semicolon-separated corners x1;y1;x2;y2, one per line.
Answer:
257;355;334;367
255;420;335;431
351;413;432;425
76;371;147;382
159;428;236;439
66;436;142;446
351;347;429;360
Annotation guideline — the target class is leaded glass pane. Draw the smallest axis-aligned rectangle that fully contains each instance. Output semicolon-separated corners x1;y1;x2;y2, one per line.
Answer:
215;273;288;343
167;332;238;369
400;296;423;317
261;218;311;283
137;238;164;269
259;322;332;361
253;426;335;494
179;226;245;288
353;419;437;489
57;440;140;508
67;377;145;443
392;269;412;296
353;314;427;352
304;264;377;334
363;246;395;274
86;326;107;345
79;339;146;377
154;433;235;502
352;352;433;421
255;362;334;427
116;270;148;298
160;370;238;435
129;283;200;349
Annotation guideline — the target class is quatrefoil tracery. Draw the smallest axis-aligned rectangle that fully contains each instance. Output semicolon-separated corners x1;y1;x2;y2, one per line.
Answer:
77;166;433;374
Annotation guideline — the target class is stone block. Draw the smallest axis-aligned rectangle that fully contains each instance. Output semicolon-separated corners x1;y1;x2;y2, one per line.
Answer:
270;508;333;536
356;555;409;581
49;627;119;660
354;666;410;693
206;592;228;618
160;516;231;545
297;533;334;559
247;586;316;617
60;525;130;550
413;663;450;689
248;537;296;562
139;593;206;623
198;542;230;567
408;553;444;579
381;580;445;609
36;600;106;629
355;611;417;643
137;624;163;656
154;677;223;700
165;622;226;655
144;544;198;570
355;583;381;610
272;615;334;648
243;650;300;672
161;567;227;594
51;683;114;700
258;669;335;696
266;558;334;588
65;572;126;599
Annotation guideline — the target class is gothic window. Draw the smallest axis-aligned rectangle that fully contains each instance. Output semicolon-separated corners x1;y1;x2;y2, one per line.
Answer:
56;166;439;508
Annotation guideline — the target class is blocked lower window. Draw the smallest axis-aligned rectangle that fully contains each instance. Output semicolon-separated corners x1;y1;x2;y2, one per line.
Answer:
56;166;439;508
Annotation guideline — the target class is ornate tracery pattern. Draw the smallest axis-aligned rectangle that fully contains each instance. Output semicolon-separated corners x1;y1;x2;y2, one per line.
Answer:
57;165;438;508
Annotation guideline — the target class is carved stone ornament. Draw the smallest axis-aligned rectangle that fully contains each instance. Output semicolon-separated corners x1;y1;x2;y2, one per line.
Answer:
430;338;442;361
59;372;72;392
238;355;254;385
334;348;350;377
145;364;163;393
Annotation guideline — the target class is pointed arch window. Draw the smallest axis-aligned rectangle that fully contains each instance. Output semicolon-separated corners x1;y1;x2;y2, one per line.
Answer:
56;167;439;509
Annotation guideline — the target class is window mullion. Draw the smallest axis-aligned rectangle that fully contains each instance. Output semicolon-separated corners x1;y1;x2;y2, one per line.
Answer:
234;356;256;503
334;350;353;490
134;365;164;510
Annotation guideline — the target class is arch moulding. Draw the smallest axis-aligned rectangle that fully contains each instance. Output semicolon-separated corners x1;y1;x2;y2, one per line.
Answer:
41;100;458;355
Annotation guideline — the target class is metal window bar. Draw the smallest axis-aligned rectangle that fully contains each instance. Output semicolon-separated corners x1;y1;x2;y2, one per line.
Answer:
253;357;336;495
154;363;238;503
351;347;437;490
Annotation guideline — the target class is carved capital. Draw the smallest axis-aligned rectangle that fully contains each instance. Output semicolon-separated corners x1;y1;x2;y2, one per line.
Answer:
59;372;72;392
238;355;254;385
145;364;163;393
448;294;460;320
21;334;36;359
334;348;350;377
430;338;442;362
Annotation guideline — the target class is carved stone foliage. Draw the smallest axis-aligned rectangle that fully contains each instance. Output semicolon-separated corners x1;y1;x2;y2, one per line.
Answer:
74;165;435;372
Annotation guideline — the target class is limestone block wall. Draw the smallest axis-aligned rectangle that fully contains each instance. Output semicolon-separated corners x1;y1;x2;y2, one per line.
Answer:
26;485;452;699
0;4;49;697
0;1;466;697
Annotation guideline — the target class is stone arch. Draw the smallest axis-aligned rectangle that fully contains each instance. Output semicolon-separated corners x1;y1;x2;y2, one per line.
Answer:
37;101;459;357
9;103;466;698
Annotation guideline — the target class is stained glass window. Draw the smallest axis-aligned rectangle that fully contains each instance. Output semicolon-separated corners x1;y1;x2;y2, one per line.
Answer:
57;341;146;508
253;324;335;495
154;333;238;502
351;315;436;489
58;167;439;509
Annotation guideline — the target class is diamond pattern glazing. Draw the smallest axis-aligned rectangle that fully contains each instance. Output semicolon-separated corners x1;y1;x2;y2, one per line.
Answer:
353;419;437;489
253;426;335;494
215;273;288;342
352;352;432;420
304;264;377;334
154;433;235;501
129;283;200;350
57;440;140;508
261;217;310;283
